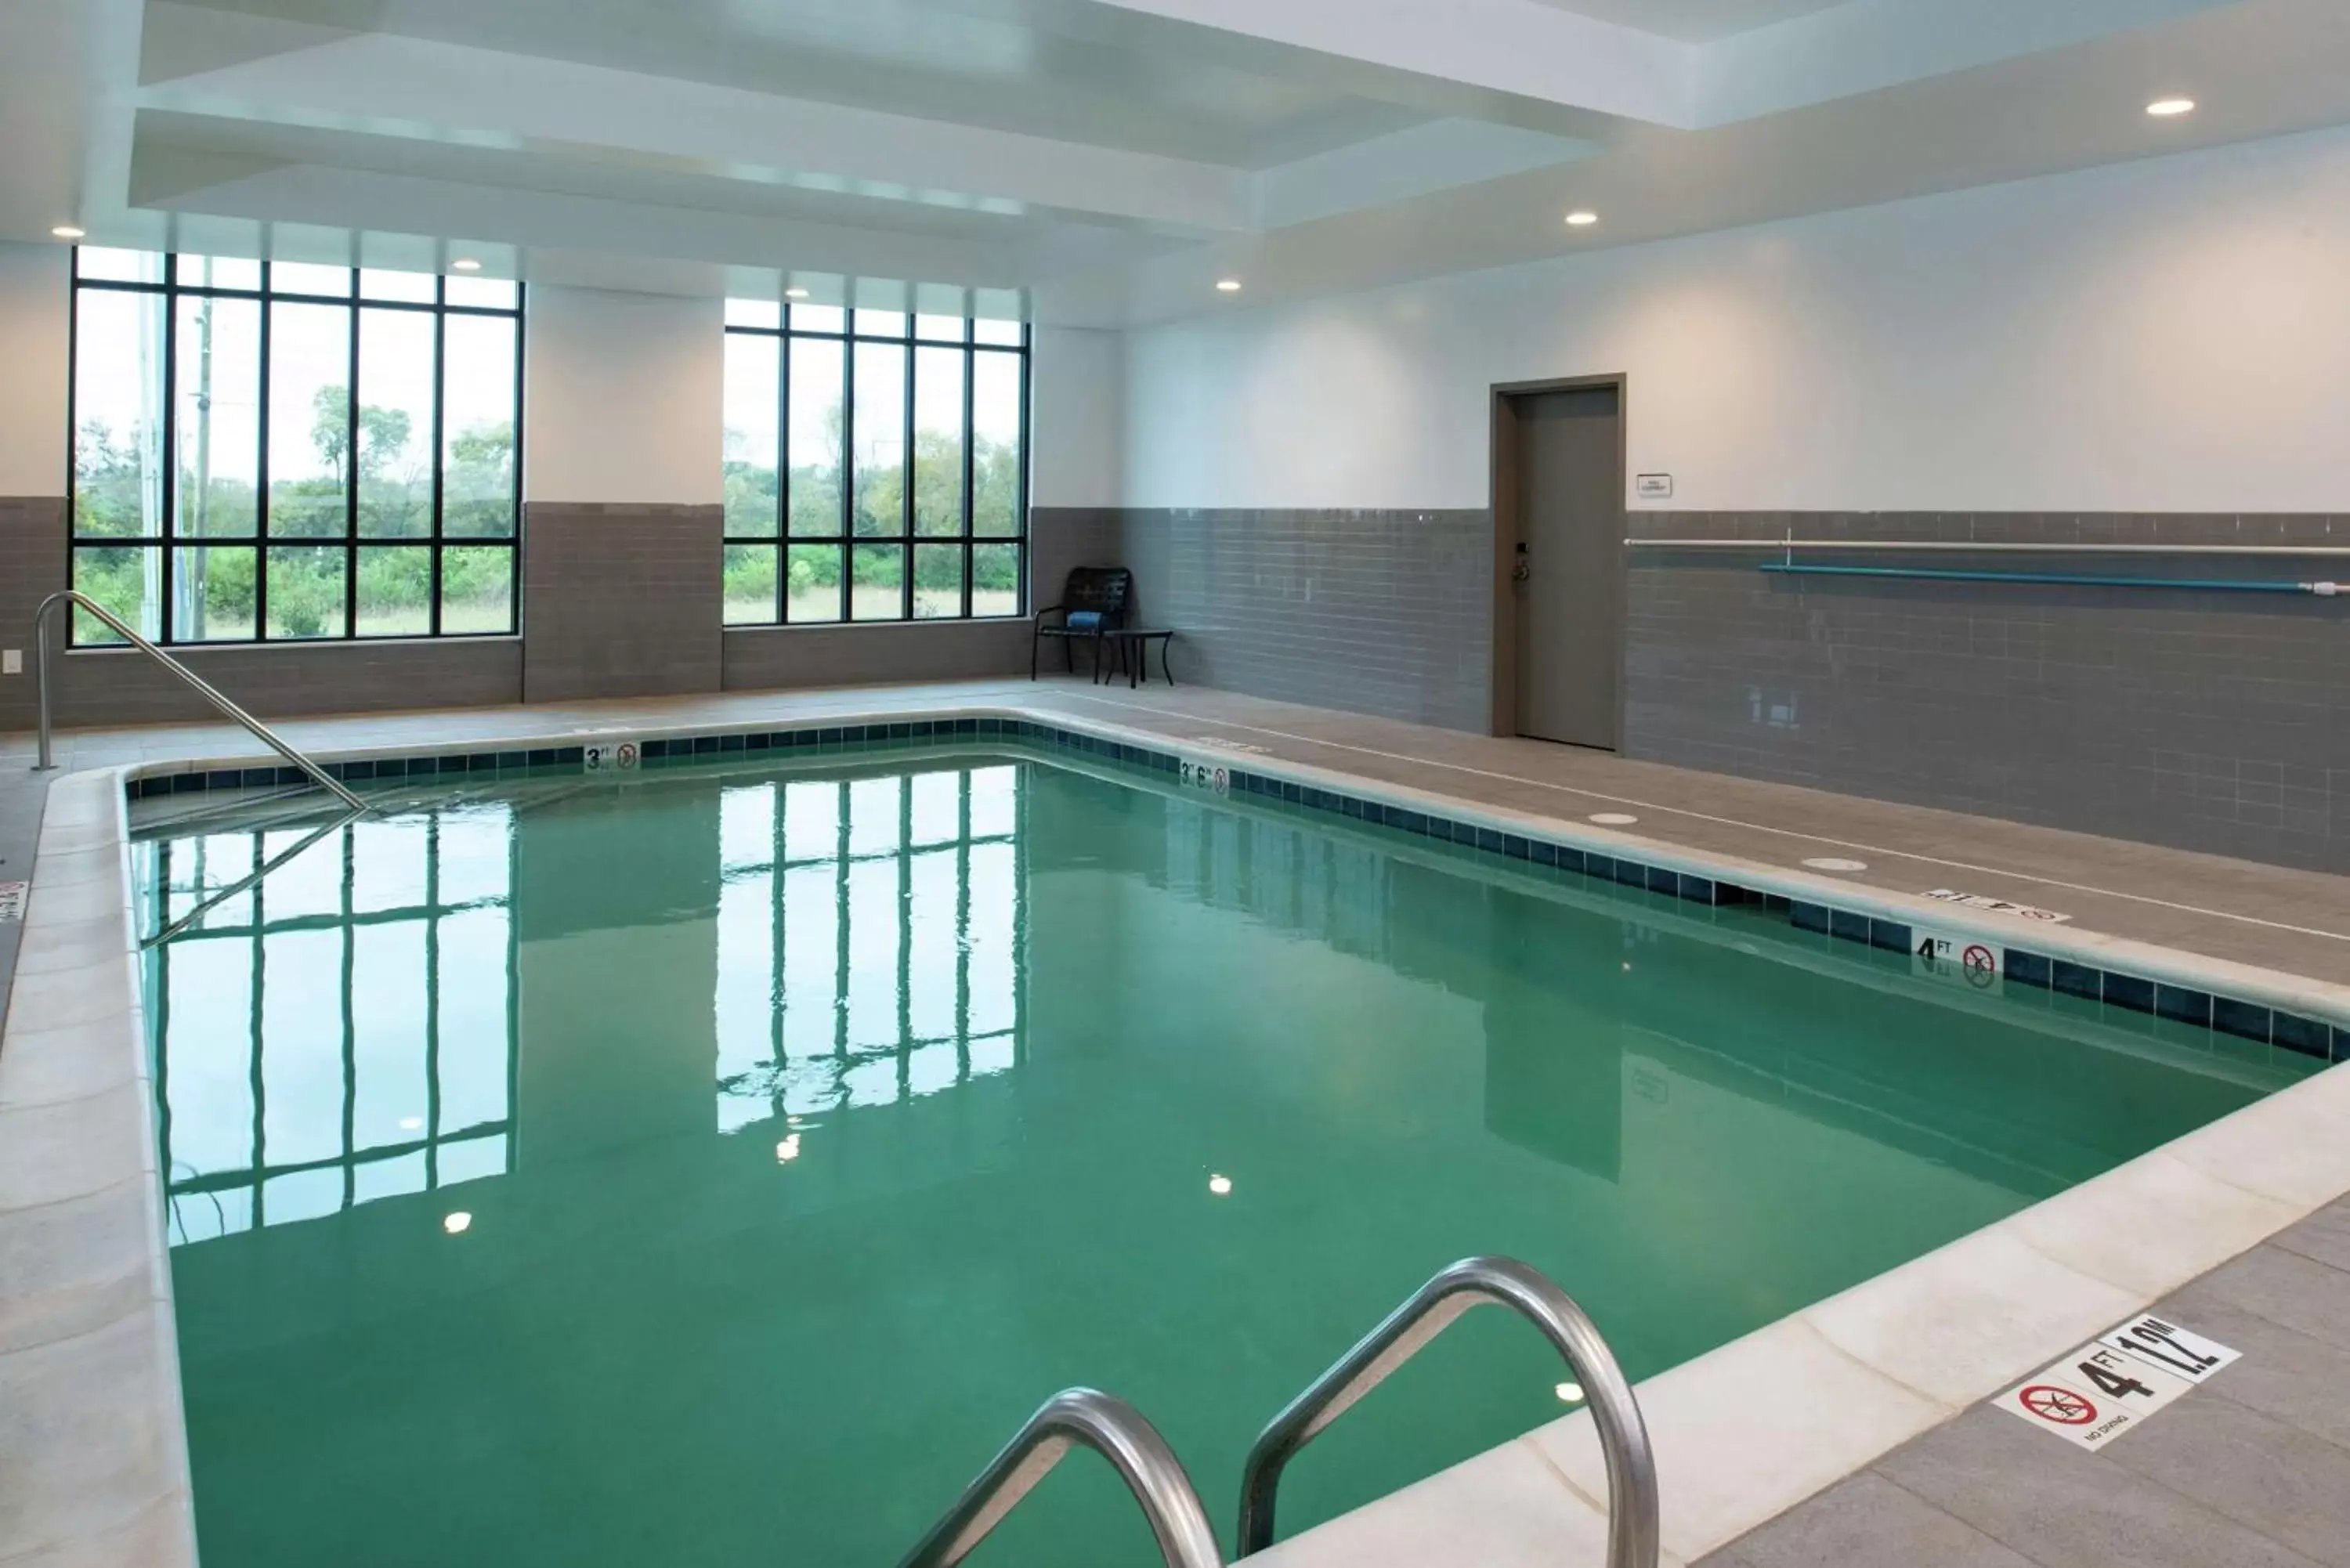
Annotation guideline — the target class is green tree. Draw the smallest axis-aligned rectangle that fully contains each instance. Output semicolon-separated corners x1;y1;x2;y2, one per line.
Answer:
356;405;412;479
73;419;153;538
310;385;350;481
447;421;516;537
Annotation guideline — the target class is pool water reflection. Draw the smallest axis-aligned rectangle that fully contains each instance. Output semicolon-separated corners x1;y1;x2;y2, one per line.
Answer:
135;752;2312;1567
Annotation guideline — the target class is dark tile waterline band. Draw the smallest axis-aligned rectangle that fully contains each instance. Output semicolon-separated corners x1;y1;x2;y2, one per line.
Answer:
120;714;2348;1065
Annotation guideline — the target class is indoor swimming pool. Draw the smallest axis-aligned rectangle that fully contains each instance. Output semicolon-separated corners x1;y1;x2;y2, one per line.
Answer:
130;741;2321;1566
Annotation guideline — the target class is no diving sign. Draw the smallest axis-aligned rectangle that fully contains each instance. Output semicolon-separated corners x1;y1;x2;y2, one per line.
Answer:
1998;1314;2239;1450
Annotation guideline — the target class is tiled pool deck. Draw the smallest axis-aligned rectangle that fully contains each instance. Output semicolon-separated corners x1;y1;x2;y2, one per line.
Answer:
5;676;2350;1568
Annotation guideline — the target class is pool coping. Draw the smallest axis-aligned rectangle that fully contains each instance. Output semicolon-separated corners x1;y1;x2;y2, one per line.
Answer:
5;699;2349;1568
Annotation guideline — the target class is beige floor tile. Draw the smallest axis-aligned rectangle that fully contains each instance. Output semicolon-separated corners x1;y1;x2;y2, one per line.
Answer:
0;1489;196;1568
1531;1319;1947;1563
0;1313;180;1560
1800;1227;2141;1408
1248;1436;1655;1568
2008;1150;2300;1299
0;1021;141;1112
0;1084;154;1212
0;1180;155;1356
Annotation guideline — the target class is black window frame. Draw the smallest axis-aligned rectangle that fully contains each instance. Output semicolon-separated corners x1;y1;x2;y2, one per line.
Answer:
721;305;1030;627
66;249;525;648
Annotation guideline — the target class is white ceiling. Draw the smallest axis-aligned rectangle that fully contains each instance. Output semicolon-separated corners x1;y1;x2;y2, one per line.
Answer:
3;0;2346;327
1519;0;1849;43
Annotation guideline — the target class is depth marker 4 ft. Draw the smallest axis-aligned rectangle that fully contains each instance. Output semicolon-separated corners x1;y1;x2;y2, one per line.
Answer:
1997;1314;2239;1450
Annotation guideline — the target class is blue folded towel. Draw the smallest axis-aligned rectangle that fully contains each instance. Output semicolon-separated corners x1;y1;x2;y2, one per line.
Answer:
1066;611;1104;632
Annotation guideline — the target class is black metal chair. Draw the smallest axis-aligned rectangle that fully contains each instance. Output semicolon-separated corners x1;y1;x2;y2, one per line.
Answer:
1031;566;1134;681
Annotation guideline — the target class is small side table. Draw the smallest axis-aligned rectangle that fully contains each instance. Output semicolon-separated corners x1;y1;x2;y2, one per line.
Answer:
1096;630;1176;689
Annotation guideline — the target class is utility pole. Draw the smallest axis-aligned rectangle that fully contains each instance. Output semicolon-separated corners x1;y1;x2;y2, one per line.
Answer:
188;295;215;639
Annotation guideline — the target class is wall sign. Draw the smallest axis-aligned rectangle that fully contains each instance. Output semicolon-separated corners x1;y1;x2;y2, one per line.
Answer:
1998;1314;2238;1451
1636;474;1674;500
584;742;641;773
0;881;24;923
1925;888;2071;924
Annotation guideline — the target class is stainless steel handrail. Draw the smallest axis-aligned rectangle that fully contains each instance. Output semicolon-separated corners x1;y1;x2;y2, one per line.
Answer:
31;591;367;811
898;1388;1224;1568
1237;1257;1658;1567
139;806;362;949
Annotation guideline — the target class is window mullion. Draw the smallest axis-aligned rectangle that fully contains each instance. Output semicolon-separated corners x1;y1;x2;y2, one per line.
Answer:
160;269;179;644
780;324;799;611
840;327;855;623
1018;328;1032;614
342;286;360;640
256;269;273;641
901;321;915;622
962;324;976;619
430;276;446;638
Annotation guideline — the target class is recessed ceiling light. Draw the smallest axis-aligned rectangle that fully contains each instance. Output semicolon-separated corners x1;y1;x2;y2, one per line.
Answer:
1566;211;1600;227
1589;812;1639;826
1216;279;1242;293
2146;98;2196;117
451;257;483;272
51;225;86;240
1208;1173;1234;1195
784;287;811;299
1803;857;1871;873
1556;1382;1585;1403
443;1212;472;1235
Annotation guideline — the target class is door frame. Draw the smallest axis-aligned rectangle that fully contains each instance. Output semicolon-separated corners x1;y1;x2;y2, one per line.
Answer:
1488;374;1630;742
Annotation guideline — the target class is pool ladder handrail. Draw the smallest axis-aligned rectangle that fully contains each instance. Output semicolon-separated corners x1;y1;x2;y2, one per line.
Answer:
31;590;367;812
897;1387;1225;1568
1236;1256;1660;1568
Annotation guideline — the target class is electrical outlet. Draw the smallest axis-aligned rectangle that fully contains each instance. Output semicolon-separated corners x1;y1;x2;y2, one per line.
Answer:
1;650;20;676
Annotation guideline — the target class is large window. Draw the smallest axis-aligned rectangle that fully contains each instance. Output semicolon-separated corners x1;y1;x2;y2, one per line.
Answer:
69;249;522;646
722;304;1028;625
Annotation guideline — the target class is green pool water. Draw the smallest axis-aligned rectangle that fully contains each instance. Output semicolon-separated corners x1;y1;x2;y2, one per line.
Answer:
135;747;2315;1566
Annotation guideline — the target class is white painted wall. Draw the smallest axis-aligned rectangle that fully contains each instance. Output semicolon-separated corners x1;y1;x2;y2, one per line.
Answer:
1123;125;2350;515
0;242;70;495
524;285;724;505
1029;326;1124;509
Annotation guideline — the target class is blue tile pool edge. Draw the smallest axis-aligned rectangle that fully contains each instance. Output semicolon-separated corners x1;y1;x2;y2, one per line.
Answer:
117;709;2350;1066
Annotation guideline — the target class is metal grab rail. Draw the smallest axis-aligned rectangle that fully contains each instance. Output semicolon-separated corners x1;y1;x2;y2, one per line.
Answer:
32;591;366;812
1759;562;2340;596
898;1389;1224;1568
1626;537;2350;557
1237;1258;1658;1567
139;806;362;949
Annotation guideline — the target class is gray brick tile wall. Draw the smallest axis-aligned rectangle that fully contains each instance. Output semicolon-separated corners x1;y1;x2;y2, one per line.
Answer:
1631;511;2350;872
722;619;1032;688
1097;508;1493;732
1073;506;2350;873
522;501;723;703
